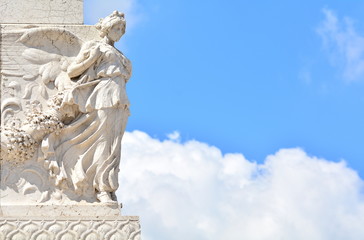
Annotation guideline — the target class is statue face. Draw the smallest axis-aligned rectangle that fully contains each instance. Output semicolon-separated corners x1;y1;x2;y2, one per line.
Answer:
108;22;125;42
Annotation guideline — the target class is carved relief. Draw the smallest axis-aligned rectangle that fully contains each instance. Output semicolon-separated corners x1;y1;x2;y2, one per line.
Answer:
1;11;131;204
0;218;141;240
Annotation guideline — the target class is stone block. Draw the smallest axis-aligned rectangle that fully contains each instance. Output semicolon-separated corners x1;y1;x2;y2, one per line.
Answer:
0;0;83;24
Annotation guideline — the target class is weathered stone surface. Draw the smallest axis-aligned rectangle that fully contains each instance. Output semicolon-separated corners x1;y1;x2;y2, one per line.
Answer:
0;203;121;217
0;0;83;24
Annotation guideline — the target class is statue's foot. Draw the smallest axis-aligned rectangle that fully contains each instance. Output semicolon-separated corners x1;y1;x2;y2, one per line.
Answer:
110;191;118;201
96;191;115;203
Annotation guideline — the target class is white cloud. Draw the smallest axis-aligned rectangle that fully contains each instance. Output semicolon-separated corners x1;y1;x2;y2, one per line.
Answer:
166;131;181;142
118;130;364;240
317;8;364;81
84;0;143;30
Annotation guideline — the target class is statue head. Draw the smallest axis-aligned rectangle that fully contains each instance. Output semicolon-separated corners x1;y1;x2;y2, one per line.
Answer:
96;11;126;42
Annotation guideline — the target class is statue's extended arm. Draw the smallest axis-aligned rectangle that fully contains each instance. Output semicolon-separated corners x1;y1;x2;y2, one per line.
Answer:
67;45;101;78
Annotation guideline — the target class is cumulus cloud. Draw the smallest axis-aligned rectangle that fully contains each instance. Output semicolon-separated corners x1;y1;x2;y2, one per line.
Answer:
317;8;364;81
118;130;364;240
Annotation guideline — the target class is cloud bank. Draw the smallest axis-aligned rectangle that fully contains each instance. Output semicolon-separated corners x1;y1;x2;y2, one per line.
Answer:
317;8;364;81
118;130;364;240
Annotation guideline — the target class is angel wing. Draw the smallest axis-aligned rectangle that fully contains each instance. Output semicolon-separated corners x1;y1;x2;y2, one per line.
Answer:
17;27;84;93
18;27;83;57
1;27;86;126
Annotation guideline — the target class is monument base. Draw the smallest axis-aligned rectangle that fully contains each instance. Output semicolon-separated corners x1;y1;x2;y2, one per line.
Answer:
0;216;141;240
0;203;122;217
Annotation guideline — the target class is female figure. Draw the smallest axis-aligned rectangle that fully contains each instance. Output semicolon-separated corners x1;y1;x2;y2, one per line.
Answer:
44;11;132;203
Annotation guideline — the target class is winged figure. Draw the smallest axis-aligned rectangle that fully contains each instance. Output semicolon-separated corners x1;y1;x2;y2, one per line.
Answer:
1;11;131;203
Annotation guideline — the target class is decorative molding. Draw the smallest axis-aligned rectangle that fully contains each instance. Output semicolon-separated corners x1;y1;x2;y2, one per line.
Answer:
0;217;141;240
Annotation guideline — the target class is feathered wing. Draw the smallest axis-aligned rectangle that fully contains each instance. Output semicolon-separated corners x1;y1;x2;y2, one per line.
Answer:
17;27;84;93
1;27;81;126
18;27;83;57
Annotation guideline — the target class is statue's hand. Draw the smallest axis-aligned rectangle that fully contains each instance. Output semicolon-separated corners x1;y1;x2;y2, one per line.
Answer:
89;45;101;59
68;44;101;79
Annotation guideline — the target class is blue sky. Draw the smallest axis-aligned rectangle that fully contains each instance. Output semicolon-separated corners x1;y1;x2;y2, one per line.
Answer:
85;1;364;177
84;1;364;239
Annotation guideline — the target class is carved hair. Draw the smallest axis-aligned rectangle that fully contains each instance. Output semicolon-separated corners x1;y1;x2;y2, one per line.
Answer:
96;11;126;38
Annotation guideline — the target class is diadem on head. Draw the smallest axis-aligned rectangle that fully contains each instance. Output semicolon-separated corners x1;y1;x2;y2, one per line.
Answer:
96;11;126;38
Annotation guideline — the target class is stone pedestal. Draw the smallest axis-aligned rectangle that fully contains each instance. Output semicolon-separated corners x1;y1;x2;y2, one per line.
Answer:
1;1;141;239
0;203;141;239
0;203;121;217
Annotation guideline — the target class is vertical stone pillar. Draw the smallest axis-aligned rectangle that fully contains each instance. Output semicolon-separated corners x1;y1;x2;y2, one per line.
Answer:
0;0;84;24
0;1;141;239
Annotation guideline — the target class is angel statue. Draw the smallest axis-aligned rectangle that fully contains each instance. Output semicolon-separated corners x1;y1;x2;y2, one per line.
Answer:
1;11;131;203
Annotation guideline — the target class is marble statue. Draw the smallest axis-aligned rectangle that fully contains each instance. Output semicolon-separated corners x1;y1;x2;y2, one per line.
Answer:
1;11;131;204
1;2;141;238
